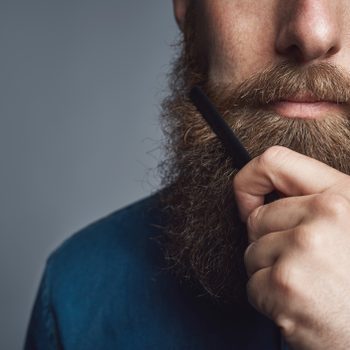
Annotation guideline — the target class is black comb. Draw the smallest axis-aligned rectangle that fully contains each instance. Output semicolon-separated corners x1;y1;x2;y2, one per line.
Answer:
189;85;280;204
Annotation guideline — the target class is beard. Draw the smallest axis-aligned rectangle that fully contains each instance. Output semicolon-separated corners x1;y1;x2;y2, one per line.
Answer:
157;10;350;308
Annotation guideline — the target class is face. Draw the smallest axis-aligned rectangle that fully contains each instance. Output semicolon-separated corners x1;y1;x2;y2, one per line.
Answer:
161;0;350;307
174;0;350;101
175;0;350;119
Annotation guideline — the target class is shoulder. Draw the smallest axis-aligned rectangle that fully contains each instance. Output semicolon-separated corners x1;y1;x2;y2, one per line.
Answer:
51;191;162;259
24;190;173;349
45;190;166;305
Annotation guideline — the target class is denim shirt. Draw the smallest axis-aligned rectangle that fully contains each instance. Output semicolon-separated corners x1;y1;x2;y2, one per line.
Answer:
24;191;287;349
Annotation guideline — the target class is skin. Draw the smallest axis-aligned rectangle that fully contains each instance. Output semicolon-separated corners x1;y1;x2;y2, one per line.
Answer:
173;0;350;348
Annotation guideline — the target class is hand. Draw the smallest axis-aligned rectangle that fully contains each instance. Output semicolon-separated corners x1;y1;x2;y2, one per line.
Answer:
233;146;350;350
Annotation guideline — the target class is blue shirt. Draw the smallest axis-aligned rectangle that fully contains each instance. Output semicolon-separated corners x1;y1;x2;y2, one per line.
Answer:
24;191;288;349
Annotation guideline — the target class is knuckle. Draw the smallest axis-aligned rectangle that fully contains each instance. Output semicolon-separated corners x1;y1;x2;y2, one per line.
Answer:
325;193;348;217
275;314;296;339
270;261;297;295
311;193;349;218
292;225;321;252
258;146;289;170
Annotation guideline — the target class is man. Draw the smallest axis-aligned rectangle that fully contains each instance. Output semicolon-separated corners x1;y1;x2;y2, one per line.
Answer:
25;1;350;349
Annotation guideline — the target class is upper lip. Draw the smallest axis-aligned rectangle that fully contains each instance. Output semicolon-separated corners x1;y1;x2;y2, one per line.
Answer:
276;93;336;104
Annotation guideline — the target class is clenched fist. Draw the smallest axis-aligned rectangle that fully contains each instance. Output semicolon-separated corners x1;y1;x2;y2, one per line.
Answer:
233;146;350;350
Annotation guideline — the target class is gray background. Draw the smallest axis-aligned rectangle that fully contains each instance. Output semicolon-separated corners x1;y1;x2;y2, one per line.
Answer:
0;1;178;348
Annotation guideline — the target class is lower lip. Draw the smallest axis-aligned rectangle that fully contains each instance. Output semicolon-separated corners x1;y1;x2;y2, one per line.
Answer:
269;101;343;119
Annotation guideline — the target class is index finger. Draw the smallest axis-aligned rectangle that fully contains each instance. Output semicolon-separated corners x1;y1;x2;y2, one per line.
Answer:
233;146;347;221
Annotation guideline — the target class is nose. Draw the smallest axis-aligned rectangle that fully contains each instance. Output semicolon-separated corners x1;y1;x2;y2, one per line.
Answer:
275;0;342;63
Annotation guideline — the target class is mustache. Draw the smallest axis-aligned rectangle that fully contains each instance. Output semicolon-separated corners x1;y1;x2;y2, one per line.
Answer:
205;62;350;108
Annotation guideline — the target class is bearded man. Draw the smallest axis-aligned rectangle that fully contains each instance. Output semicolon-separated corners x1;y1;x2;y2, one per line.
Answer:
24;1;350;349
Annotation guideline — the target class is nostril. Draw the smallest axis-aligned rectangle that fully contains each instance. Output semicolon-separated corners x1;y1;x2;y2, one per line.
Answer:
326;45;338;58
285;44;300;57
279;44;305;63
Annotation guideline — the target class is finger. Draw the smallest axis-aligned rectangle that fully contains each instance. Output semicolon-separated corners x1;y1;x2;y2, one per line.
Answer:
246;265;296;331
247;195;315;242
233;146;348;221
244;230;289;278
246;266;274;317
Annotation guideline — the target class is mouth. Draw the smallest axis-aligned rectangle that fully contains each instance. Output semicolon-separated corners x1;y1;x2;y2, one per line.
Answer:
267;93;346;120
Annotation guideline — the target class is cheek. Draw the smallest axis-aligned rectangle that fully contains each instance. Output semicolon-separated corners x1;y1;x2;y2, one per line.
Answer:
200;2;277;85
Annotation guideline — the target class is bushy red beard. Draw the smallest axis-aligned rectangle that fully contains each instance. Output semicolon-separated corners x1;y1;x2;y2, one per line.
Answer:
157;10;350;307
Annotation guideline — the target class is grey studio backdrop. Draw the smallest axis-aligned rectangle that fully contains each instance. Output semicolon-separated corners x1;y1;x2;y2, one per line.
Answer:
0;1;178;349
